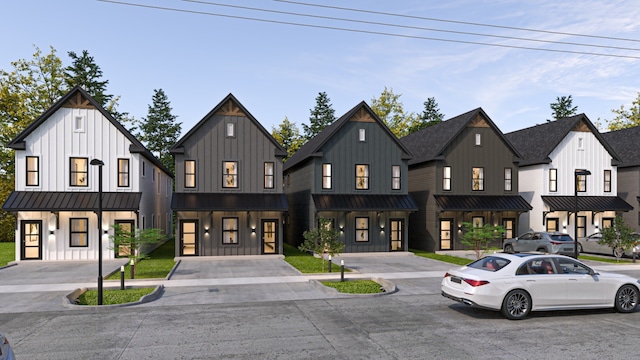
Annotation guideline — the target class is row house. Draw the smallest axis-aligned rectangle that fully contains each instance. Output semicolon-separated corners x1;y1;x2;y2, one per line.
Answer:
170;94;288;256
401;108;532;252
283;102;417;252
505;114;633;240
2;86;173;262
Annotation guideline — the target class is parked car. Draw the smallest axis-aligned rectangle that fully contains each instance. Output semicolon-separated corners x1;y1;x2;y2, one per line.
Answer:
0;331;15;360
503;231;575;257
578;232;640;258
441;252;640;319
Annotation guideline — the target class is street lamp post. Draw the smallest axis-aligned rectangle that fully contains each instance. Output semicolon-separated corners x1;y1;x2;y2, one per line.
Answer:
90;159;104;305
574;169;591;259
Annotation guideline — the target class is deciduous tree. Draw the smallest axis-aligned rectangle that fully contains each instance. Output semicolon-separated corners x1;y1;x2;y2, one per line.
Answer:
598;216;636;261
605;92;640;131
272;116;303;161
298;218;344;272
460;222;505;259
370;87;416;138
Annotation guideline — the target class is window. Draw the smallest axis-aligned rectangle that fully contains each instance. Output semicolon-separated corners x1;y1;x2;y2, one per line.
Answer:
356;164;369;190
549;169;557;192
604;170;611;193
142;161;146;177
472;167;484;191
577;170;587;192
222;218;238;244
322;163;332;189
355;217;369;242
475;133;481;146
157;170;161;194
359;128;366;142
504;167;512;191
226;123;235;137
472;216;484;228
392;165;401;190
264;162;274;189
443;166;451;191
577;216;587;239
117;159;129;187
26;156;39;186
185;160;196;188
578;137;584;150
70;218;88;247
223;161;238;188
70;157;88;187
74;116;84;132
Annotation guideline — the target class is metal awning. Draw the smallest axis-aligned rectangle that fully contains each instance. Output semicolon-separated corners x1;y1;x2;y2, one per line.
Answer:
172;193;288;211
433;195;532;212
541;196;633;212
2;191;142;212
312;194;418;211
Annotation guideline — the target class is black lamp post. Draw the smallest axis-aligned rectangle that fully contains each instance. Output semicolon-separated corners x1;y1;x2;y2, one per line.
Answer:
574;169;591;259
90;158;104;305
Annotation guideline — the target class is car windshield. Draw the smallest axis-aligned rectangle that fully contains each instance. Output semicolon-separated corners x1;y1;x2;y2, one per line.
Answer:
468;256;510;272
550;234;573;242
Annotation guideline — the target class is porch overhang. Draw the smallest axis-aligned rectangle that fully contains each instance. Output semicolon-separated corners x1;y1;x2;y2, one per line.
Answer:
172;193;288;211
433;195;532;212
541;196;633;212
312;194;418;211
2;191;142;212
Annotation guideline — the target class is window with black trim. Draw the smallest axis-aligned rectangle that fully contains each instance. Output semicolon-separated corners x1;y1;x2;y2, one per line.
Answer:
264;162;274;189
70;218;88;247
185;160;196;188
577;170;588;192
70;157;88;187
26;156;39;186
322;163;332;189
223;161;238;188
472;167;484;191
355;217;369;242
392;165;401;190
117;159;130;187
356;164;369;190
504;167;512;191
222;218;238;244
604;170;611;192
549;169;557;192
443;166;451;191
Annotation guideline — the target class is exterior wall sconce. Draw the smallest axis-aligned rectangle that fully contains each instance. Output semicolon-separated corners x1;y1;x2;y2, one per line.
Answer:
251;228;256;234
49;230;55;235
339;226;344;232
204;227;209;234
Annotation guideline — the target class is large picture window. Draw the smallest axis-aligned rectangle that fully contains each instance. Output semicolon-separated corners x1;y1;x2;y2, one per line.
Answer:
223;161;238;188
264;162;274;189
549;169;557;192
356;164;369;190
70;218;88;247
392;165;401;190
70;157;88;187
322;163;332;189
355;217;369;242
185;160;196;188
472;167;484;191
443;166;451;191
222;218;238;244
118;158;130;187
26;156;39;186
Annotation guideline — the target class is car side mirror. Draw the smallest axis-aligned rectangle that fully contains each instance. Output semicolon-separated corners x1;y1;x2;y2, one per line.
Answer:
589;269;599;276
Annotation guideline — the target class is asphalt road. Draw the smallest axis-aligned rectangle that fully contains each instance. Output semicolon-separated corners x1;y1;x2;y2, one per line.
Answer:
3;275;640;359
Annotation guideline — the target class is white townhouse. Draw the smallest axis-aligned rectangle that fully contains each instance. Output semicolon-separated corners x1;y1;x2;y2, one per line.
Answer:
505;114;632;240
2;86;173;262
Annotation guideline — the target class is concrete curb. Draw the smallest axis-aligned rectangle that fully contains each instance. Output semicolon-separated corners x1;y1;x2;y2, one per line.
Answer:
62;284;164;309
310;277;398;297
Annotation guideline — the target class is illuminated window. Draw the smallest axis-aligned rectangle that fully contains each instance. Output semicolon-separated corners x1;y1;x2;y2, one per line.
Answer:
185;160;196;188
223;161;238;188
604;170;611;192
70;158;88;187
355;217;369;242
222;218;238;244
264;162;274;189
392;165;401;190
70;218;88;247
26;156;39;186
118;159;129;187
322;163;332;189
472;167;484;191
549;169;557;192
443;166;451;191
356;164;369;190
504;167;512;191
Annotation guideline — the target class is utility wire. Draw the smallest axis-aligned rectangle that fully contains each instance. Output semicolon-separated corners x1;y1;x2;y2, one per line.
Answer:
184;0;640;52
97;0;640;59
275;0;640;44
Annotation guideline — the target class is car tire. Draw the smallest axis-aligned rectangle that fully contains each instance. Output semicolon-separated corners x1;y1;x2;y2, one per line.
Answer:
614;285;639;313
501;289;531;320
504;244;515;253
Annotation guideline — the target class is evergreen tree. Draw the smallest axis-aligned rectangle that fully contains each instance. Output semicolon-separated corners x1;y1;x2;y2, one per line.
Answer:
548;95;578;122
138;89;181;174
407;97;444;134
303;91;336;140
370;87;416;138
272;116;303;161
64;50;112;108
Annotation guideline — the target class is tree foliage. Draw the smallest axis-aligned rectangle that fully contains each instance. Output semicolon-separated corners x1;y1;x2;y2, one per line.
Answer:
303;91;336;140
298;218;344;272
460;221;506;259
272;116;303;161
548;95;578;122
64;50;113;107
109;225;167;276
370;87;416;138
137;89;181;173
605;92;640;131
407;97;444;134
598;216;637;260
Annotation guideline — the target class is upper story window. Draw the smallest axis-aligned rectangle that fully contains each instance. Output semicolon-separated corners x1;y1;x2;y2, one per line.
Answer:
157;170;161;194
226;123;235;137
577;170;588;192
26;156;39;186
504;167;512;192
74;116;84;132
322;163;332;189
472;167;484;191
70;157;88;187
264;162;274;189
604;170;611;193
577;137;584;150
117;158;130;187
356;164;369;190
475;133;482;146
185;160;196;188
142;161;146;177
443;166;452;191
223;161;238;188
549;169;557;192
392;165;401;190
359;129;366;142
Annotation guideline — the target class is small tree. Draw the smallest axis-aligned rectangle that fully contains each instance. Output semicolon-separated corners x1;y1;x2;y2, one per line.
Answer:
109;225;166;275
598;216;636;261
460;222;505;259
548;95;578;122
298;218;344;272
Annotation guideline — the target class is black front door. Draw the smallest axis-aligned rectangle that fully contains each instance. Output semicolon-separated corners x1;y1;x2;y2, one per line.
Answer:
180;220;198;256
21;220;42;260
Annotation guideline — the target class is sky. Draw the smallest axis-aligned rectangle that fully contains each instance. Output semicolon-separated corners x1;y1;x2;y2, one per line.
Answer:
2;0;640;138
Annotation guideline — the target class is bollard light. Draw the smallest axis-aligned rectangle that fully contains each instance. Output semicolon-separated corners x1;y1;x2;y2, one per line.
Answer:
120;265;125;290
328;254;332;273
340;259;345;282
130;258;135;279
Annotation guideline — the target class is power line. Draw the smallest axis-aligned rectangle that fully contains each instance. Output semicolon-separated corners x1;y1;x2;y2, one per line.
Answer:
275;0;640;44
97;0;640;59
184;0;640;52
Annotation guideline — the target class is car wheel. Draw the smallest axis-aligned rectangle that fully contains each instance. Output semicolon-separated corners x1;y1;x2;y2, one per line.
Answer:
501;289;531;320
504;244;514;253
615;285;639;313
578;243;584;253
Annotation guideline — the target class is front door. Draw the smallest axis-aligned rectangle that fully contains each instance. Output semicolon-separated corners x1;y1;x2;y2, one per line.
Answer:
262;220;277;254
440;219;453;250
180;220;198;256
21;220;42;260
390;219;403;251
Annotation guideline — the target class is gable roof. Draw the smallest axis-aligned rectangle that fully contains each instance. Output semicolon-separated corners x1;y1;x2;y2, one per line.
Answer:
504;113;621;166
170;93;286;156
602;125;640;168
284;101;413;171
400;107;522;166
6;86;173;177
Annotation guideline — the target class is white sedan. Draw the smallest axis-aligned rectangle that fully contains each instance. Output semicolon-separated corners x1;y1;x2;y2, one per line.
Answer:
441;252;640;320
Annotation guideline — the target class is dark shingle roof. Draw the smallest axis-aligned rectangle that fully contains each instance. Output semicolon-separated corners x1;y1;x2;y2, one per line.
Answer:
602;126;640;167
2;191;142;212
171;193;288;211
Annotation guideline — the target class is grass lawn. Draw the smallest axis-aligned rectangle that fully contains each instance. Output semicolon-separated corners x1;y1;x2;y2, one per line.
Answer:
0;242;15;266
106;240;176;280
76;287;155;305
283;243;348;273
321;280;383;294
411;249;472;266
